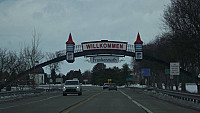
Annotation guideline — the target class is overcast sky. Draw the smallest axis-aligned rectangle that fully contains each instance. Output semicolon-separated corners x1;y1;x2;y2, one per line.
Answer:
0;0;170;74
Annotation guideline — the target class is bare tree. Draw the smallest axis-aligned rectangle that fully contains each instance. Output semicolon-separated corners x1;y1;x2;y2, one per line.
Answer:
0;29;45;90
163;0;200;93
45;52;63;84
14;48;30;90
6;51;17;75
0;49;8;73
24;29;44;68
46;52;62;72
0;49;19;91
15;48;29;74
0;49;17;79
0;48;8;85
23;29;44;88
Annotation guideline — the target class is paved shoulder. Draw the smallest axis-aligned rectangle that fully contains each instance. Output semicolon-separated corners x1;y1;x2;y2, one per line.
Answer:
120;88;199;113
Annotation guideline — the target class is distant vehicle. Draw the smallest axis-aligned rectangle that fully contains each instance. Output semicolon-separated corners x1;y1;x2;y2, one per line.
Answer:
103;83;110;89
109;83;117;91
63;79;82;96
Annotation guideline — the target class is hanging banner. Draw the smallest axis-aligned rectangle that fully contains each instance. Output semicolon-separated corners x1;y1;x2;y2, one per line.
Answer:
90;56;119;63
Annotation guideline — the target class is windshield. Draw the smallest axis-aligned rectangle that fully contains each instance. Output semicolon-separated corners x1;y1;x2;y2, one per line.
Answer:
65;81;79;85
1;0;200;113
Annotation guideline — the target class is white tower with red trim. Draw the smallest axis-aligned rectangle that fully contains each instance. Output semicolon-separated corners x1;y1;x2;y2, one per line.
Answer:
66;33;75;63
134;32;143;61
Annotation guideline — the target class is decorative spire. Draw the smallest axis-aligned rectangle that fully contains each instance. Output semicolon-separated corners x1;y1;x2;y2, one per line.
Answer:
66;33;75;44
134;32;143;44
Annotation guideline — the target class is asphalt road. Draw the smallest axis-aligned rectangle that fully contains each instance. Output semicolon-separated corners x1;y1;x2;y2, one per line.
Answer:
0;86;199;113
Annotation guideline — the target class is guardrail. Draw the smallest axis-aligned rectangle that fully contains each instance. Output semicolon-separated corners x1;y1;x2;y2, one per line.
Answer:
0;85;93;97
0;88;61;97
154;88;200;104
131;87;200;104
0;89;43;97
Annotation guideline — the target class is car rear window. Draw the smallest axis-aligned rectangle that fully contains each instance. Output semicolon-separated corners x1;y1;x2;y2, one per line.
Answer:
65;81;79;85
110;83;116;86
104;83;109;85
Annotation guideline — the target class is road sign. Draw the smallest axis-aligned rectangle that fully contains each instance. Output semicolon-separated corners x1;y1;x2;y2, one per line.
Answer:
83;79;88;82
170;62;180;75
141;68;151;76
56;78;63;83
165;69;170;74
126;78;135;81
135;52;143;60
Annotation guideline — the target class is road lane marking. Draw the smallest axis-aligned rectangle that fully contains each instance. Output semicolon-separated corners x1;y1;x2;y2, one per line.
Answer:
119;90;153;113
61;91;103;113
0;95;61;110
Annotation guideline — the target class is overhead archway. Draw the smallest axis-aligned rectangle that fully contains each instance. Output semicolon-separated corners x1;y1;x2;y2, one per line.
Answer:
0;33;143;90
0;42;136;90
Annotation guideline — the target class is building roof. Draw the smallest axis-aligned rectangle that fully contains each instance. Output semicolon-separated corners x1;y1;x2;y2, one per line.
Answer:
134;32;143;44
66;33;75;44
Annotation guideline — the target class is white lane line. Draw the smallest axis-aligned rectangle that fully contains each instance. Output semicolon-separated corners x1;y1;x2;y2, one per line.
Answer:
119;90;153;113
0;95;61;110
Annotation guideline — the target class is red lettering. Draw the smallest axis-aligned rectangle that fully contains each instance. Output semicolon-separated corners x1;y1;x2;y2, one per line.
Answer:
103;43;107;48
86;44;91;49
107;43;111;48
86;43;124;50
92;44;95;48
120;44;123;48
116;44;119;48
96;44;99;48
100;44;103;48
112;44;116;48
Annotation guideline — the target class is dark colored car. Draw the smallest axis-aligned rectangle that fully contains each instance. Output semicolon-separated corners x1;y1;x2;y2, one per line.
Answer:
109;83;117;91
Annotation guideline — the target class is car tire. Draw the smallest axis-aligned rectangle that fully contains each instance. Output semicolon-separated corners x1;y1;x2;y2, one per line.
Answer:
78;92;82;96
63;93;67;96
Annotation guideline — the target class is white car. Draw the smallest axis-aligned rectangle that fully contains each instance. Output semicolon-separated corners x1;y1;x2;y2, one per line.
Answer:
63;79;82;96
103;83;110;89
